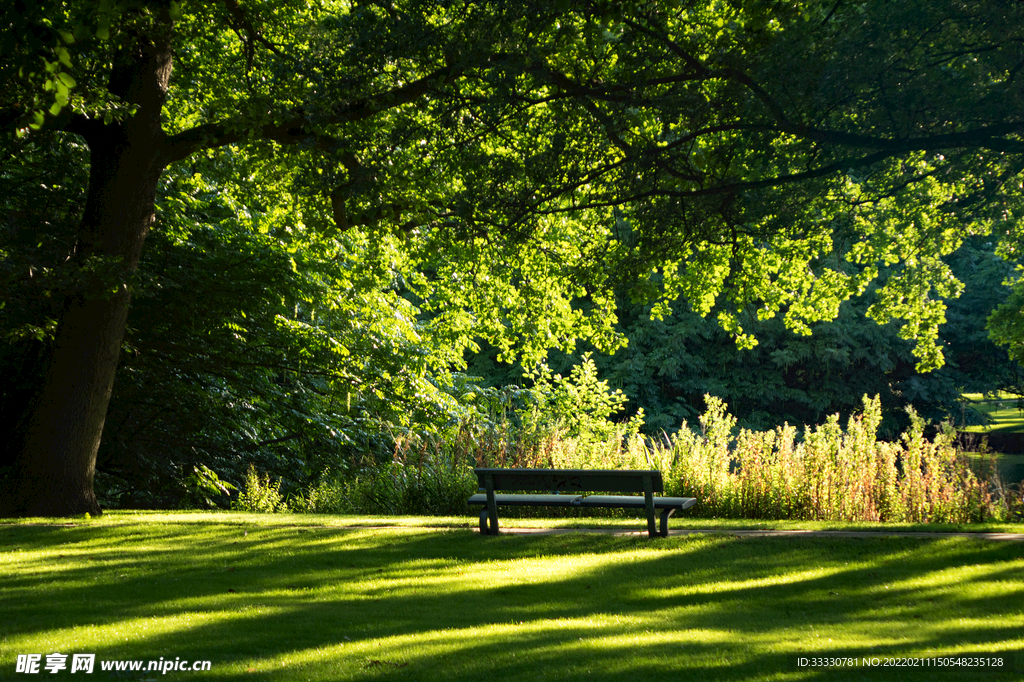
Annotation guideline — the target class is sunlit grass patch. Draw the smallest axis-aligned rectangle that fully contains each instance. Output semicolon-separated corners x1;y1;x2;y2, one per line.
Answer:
1;516;1022;681
962;392;1024;434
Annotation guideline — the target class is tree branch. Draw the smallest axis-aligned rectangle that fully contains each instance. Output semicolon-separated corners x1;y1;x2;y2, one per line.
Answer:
161;66;458;164
782;121;1024;154
622;15;794;126
220;0;292;64
526;149;896;218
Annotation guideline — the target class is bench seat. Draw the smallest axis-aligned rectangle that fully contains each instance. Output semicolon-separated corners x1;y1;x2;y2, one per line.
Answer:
467;493;583;507
578;494;697;510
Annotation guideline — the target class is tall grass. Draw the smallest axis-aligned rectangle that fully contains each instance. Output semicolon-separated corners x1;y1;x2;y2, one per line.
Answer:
286;439;476;516
658;395;1016;523
248;393;1021;523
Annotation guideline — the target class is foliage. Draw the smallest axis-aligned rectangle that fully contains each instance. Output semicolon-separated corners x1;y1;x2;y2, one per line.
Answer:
180;464;235;509
279;386;1020;524
340;440;477;516
520;354;635;436
660;395;1016;523
233;465;288;514
80;148;477;507
313;354;646;514
8;0;1023;365
6;0;1024;515
612;238;1022;435
287;474;352;515
0;132;89;452
468;237;1022;437
989;275;1024;368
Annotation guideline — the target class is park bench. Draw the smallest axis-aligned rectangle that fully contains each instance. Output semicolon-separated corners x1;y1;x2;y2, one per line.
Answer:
469;468;696;538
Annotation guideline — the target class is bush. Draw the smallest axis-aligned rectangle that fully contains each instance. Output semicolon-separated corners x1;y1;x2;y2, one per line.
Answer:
332;438;476;516
288;473;353;514
233;465;289;513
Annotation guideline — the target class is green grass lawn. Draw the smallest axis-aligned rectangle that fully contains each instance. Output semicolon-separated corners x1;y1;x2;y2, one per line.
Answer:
2;513;1023;681
959;392;1024;485
961;392;1024;434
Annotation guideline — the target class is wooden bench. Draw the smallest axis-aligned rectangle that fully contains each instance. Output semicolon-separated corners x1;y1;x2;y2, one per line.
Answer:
469;468;696;538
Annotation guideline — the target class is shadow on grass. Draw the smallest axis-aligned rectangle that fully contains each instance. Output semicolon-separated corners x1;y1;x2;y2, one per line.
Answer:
1;521;1022;681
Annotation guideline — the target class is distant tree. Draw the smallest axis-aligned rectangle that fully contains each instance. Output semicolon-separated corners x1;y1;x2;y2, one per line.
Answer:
468;238;1020;437
989;281;1024;369
606;238;1021;436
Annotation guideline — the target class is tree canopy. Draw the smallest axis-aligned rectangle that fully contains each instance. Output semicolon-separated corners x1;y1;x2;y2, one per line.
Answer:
466;235;1022;438
2;0;1024;515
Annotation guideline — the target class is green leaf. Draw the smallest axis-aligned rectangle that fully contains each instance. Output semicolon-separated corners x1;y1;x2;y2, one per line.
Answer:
56;46;72;69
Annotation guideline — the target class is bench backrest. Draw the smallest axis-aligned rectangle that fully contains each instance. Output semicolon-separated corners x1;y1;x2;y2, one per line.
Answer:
474;468;664;494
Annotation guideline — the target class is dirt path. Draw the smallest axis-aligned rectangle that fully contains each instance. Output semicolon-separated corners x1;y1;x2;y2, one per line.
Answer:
495;527;1024;541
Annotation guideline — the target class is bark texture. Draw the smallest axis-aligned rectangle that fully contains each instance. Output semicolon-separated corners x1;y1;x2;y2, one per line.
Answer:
1;17;174;516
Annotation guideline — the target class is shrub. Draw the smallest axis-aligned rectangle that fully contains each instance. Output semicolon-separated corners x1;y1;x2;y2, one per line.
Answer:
233;465;289;513
288;473;353;514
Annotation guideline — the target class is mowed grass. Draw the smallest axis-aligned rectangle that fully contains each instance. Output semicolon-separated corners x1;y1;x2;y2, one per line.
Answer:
962;392;1024;434
1;513;1023;682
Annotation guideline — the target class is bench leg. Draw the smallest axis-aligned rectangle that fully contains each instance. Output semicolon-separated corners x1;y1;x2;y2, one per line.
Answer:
479;508;499;535
484;475;500;536
659;508;676;537
643;476;657;538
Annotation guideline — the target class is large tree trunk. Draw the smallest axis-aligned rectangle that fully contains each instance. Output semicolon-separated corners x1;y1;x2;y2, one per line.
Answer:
0;17;173;517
